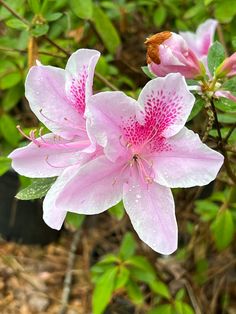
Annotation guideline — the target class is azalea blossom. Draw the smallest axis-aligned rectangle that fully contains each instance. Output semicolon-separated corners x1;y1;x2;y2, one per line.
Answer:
48;73;223;254
180;19;218;62
145;32;203;79
9;48;101;227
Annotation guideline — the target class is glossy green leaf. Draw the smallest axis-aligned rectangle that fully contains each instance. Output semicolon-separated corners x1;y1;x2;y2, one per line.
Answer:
92;5;121;54
16;177;56;200
211;209;235;250
214;97;236;112
70;0;93;19
207;41;225;75
222;77;236;92
92;267;118;314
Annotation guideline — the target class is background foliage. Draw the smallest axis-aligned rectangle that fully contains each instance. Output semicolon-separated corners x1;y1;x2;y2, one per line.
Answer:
0;0;236;313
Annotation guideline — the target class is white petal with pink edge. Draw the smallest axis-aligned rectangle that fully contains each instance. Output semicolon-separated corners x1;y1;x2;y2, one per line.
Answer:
151;127;224;188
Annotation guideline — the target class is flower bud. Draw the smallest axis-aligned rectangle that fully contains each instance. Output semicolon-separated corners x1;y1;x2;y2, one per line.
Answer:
216;52;236;78
145;32;203;79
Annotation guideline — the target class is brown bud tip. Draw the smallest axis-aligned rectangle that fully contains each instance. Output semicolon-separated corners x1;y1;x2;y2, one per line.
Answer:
145;31;172;64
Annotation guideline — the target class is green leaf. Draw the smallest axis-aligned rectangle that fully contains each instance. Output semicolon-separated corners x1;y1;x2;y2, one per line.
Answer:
148;304;174;314
187;97;204;121
207;41;225;75
0;114;20;146
2;84;23;111
92;267;118;314
211;209;235;250
149;280;171;299
45;12;63;22
119;232;136;260
126;255;156;276
65;213;85;228
97;254;120;265
215;0;236;23
222;77;236;92
0;71;22;90
114;266;130;290
153;6;167;28
126;280;144;305
183;4;204;19
70;0;93;19
108;201;125;220
141;66;156;79
195;200;219;222
0;157;11;176
92;5;121;54
174;300;194;314
214;97;236;112
6;19;27;30
175;288;186;301
217;113;236;124
31;24;49;37
16;177;56;200
28;0;41;13
204;0;214;5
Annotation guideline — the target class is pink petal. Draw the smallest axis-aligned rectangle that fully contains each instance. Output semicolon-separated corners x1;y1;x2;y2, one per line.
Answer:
138;73;195;138
151;127;224;188
8;133;90;178
65;49;100;115
123;169;177;255
86;91;140;161
180;19;218;59
55;155;127;214
25;65;83;139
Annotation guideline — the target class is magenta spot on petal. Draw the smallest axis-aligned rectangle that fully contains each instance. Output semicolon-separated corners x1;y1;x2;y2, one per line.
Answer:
121;89;182;153
69;66;88;115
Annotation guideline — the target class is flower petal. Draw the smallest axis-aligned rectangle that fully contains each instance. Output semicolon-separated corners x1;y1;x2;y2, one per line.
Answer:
65;49;100;115
123;169;177;255
86;91;140;161
8;134;90;178
152;127;224;188
55;155;126;214
25;65;83;139
180;19;218;59
138;73;195;138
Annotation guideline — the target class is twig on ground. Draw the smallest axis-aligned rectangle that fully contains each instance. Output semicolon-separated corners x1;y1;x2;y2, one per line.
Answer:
59;230;81;314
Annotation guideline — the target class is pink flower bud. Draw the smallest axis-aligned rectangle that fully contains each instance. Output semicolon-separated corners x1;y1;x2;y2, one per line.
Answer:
216;52;236;78
145;32;203;79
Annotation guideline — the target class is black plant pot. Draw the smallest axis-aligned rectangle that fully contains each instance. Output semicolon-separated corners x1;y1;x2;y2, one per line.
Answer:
0;171;60;245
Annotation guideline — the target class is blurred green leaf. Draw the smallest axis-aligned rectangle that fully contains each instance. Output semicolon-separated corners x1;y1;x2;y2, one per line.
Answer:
175;288;186;300
45;12;63;22
208;41;225;75
141;66;156;79
0;157;11;176
215;0;236;23
174;301;194;314
96;254;120;265
16;177;56;200
114;266;130;290
6;19;28;30
2;84;23;111
109;201;125;220
65;212;85;228
0;114;20;146
195;200;219;221
31;23;49;37
211;209;235;250
153;6;167;28
187;97;204;121
149;280;171;299
148;304;174;314
222;77;236;92
119;232;136;260
0;71;22;90
126;255;156;276
126;280;144;304
28;0;41;13
92;266;118;314
92;5;121;54
70;0;93;19
184;3;204;19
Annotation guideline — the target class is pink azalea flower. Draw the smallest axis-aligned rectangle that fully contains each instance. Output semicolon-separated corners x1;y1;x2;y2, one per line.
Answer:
9;48;101;228
145;32;202;79
180;19;218;61
49;73;223;254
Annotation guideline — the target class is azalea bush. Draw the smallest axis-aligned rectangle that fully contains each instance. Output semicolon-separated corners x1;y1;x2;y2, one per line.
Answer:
1;0;236;313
